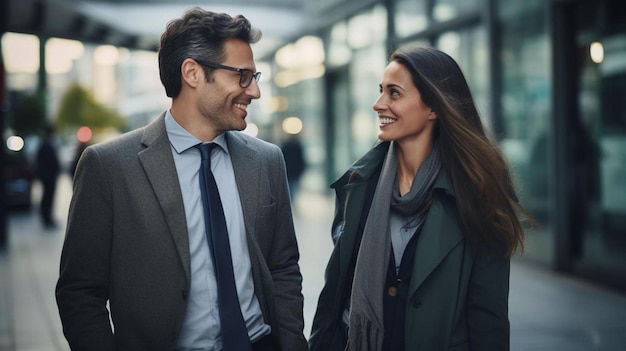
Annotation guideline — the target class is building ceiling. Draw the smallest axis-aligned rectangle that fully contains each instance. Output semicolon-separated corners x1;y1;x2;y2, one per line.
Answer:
3;0;316;59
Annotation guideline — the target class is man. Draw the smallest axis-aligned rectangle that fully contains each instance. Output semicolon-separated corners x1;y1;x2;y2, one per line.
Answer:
280;133;306;203
56;8;307;351
36;125;60;228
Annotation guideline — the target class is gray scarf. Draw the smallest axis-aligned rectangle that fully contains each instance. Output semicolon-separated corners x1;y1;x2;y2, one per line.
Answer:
348;141;441;351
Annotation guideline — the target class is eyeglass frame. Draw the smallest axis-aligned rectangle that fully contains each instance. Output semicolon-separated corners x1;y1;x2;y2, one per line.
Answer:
194;59;261;88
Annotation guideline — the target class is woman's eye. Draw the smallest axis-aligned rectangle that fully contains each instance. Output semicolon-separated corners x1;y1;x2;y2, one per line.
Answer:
379;87;399;97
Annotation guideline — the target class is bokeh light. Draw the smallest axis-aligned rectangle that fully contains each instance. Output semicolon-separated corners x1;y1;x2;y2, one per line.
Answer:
76;126;93;143
6;135;25;151
590;41;604;64
282;117;303;135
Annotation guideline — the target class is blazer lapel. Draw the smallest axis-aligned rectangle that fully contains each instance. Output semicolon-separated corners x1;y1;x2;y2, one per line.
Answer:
226;132;260;240
337;182;369;274
226;132;272;310
138;115;191;281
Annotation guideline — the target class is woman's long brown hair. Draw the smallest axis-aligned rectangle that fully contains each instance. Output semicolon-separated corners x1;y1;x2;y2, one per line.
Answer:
392;47;534;258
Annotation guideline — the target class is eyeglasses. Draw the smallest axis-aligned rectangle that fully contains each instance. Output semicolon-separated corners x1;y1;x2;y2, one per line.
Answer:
195;60;261;88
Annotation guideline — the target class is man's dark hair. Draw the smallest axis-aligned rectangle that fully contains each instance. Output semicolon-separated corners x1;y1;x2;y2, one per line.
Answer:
158;8;262;98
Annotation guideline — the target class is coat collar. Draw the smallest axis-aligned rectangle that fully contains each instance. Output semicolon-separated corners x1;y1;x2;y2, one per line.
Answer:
136;115;263;283
331;139;463;298
333;140;456;197
331;140;389;189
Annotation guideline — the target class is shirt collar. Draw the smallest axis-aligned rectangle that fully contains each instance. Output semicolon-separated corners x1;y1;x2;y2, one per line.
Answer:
164;110;229;155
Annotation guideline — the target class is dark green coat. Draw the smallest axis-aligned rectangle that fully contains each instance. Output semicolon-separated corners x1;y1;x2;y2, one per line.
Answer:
309;141;510;351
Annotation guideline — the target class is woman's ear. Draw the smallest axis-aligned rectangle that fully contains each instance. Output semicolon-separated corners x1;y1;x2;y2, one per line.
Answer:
181;58;202;89
429;109;438;120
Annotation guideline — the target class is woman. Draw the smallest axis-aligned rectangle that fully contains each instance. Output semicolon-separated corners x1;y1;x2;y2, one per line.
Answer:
309;47;532;351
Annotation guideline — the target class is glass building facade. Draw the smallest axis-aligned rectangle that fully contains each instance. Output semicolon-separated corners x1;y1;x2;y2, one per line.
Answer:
269;0;626;290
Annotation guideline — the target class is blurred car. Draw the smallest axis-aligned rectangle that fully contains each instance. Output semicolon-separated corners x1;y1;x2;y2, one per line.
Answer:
4;150;34;209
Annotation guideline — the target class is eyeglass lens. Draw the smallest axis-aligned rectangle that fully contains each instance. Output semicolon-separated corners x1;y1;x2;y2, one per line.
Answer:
240;70;260;87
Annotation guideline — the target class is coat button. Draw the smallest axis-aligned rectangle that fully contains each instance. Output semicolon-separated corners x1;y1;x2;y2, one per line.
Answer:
182;290;188;300
388;287;398;297
413;297;422;308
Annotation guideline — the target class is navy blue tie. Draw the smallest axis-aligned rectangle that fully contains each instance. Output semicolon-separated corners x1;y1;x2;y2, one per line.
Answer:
196;143;252;351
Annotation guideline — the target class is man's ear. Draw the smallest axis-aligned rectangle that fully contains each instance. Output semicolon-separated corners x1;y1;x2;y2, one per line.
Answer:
181;58;203;88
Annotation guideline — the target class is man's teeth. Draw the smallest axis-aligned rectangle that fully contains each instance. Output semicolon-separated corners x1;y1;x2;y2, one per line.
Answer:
235;103;247;110
379;117;395;124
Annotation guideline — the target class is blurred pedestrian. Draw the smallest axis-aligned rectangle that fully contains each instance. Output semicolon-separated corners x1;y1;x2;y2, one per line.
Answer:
309;47;534;350
56;8;307;351
36;125;60;229
281;134;306;203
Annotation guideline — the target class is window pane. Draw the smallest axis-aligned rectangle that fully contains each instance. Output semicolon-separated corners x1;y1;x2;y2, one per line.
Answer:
395;0;428;38
433;0;479;22
349;44;387;157
579;32;626;280
435;27;491;126
499;4;553;263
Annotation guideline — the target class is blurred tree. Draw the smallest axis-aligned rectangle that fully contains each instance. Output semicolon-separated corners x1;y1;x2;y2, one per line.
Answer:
55;82;126;132
10;92;46;136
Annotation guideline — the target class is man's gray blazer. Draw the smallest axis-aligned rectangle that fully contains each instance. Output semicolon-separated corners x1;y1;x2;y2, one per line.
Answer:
56;114;307;350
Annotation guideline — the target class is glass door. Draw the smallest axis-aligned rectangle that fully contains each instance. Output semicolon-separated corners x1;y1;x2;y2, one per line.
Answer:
574;0;626;287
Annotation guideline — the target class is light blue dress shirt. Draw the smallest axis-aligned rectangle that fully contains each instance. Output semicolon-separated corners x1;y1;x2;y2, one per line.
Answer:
164;111;270;350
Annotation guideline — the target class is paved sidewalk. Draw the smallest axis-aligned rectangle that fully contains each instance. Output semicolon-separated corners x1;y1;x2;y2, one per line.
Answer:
1;174;626;350
1;176;71;351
